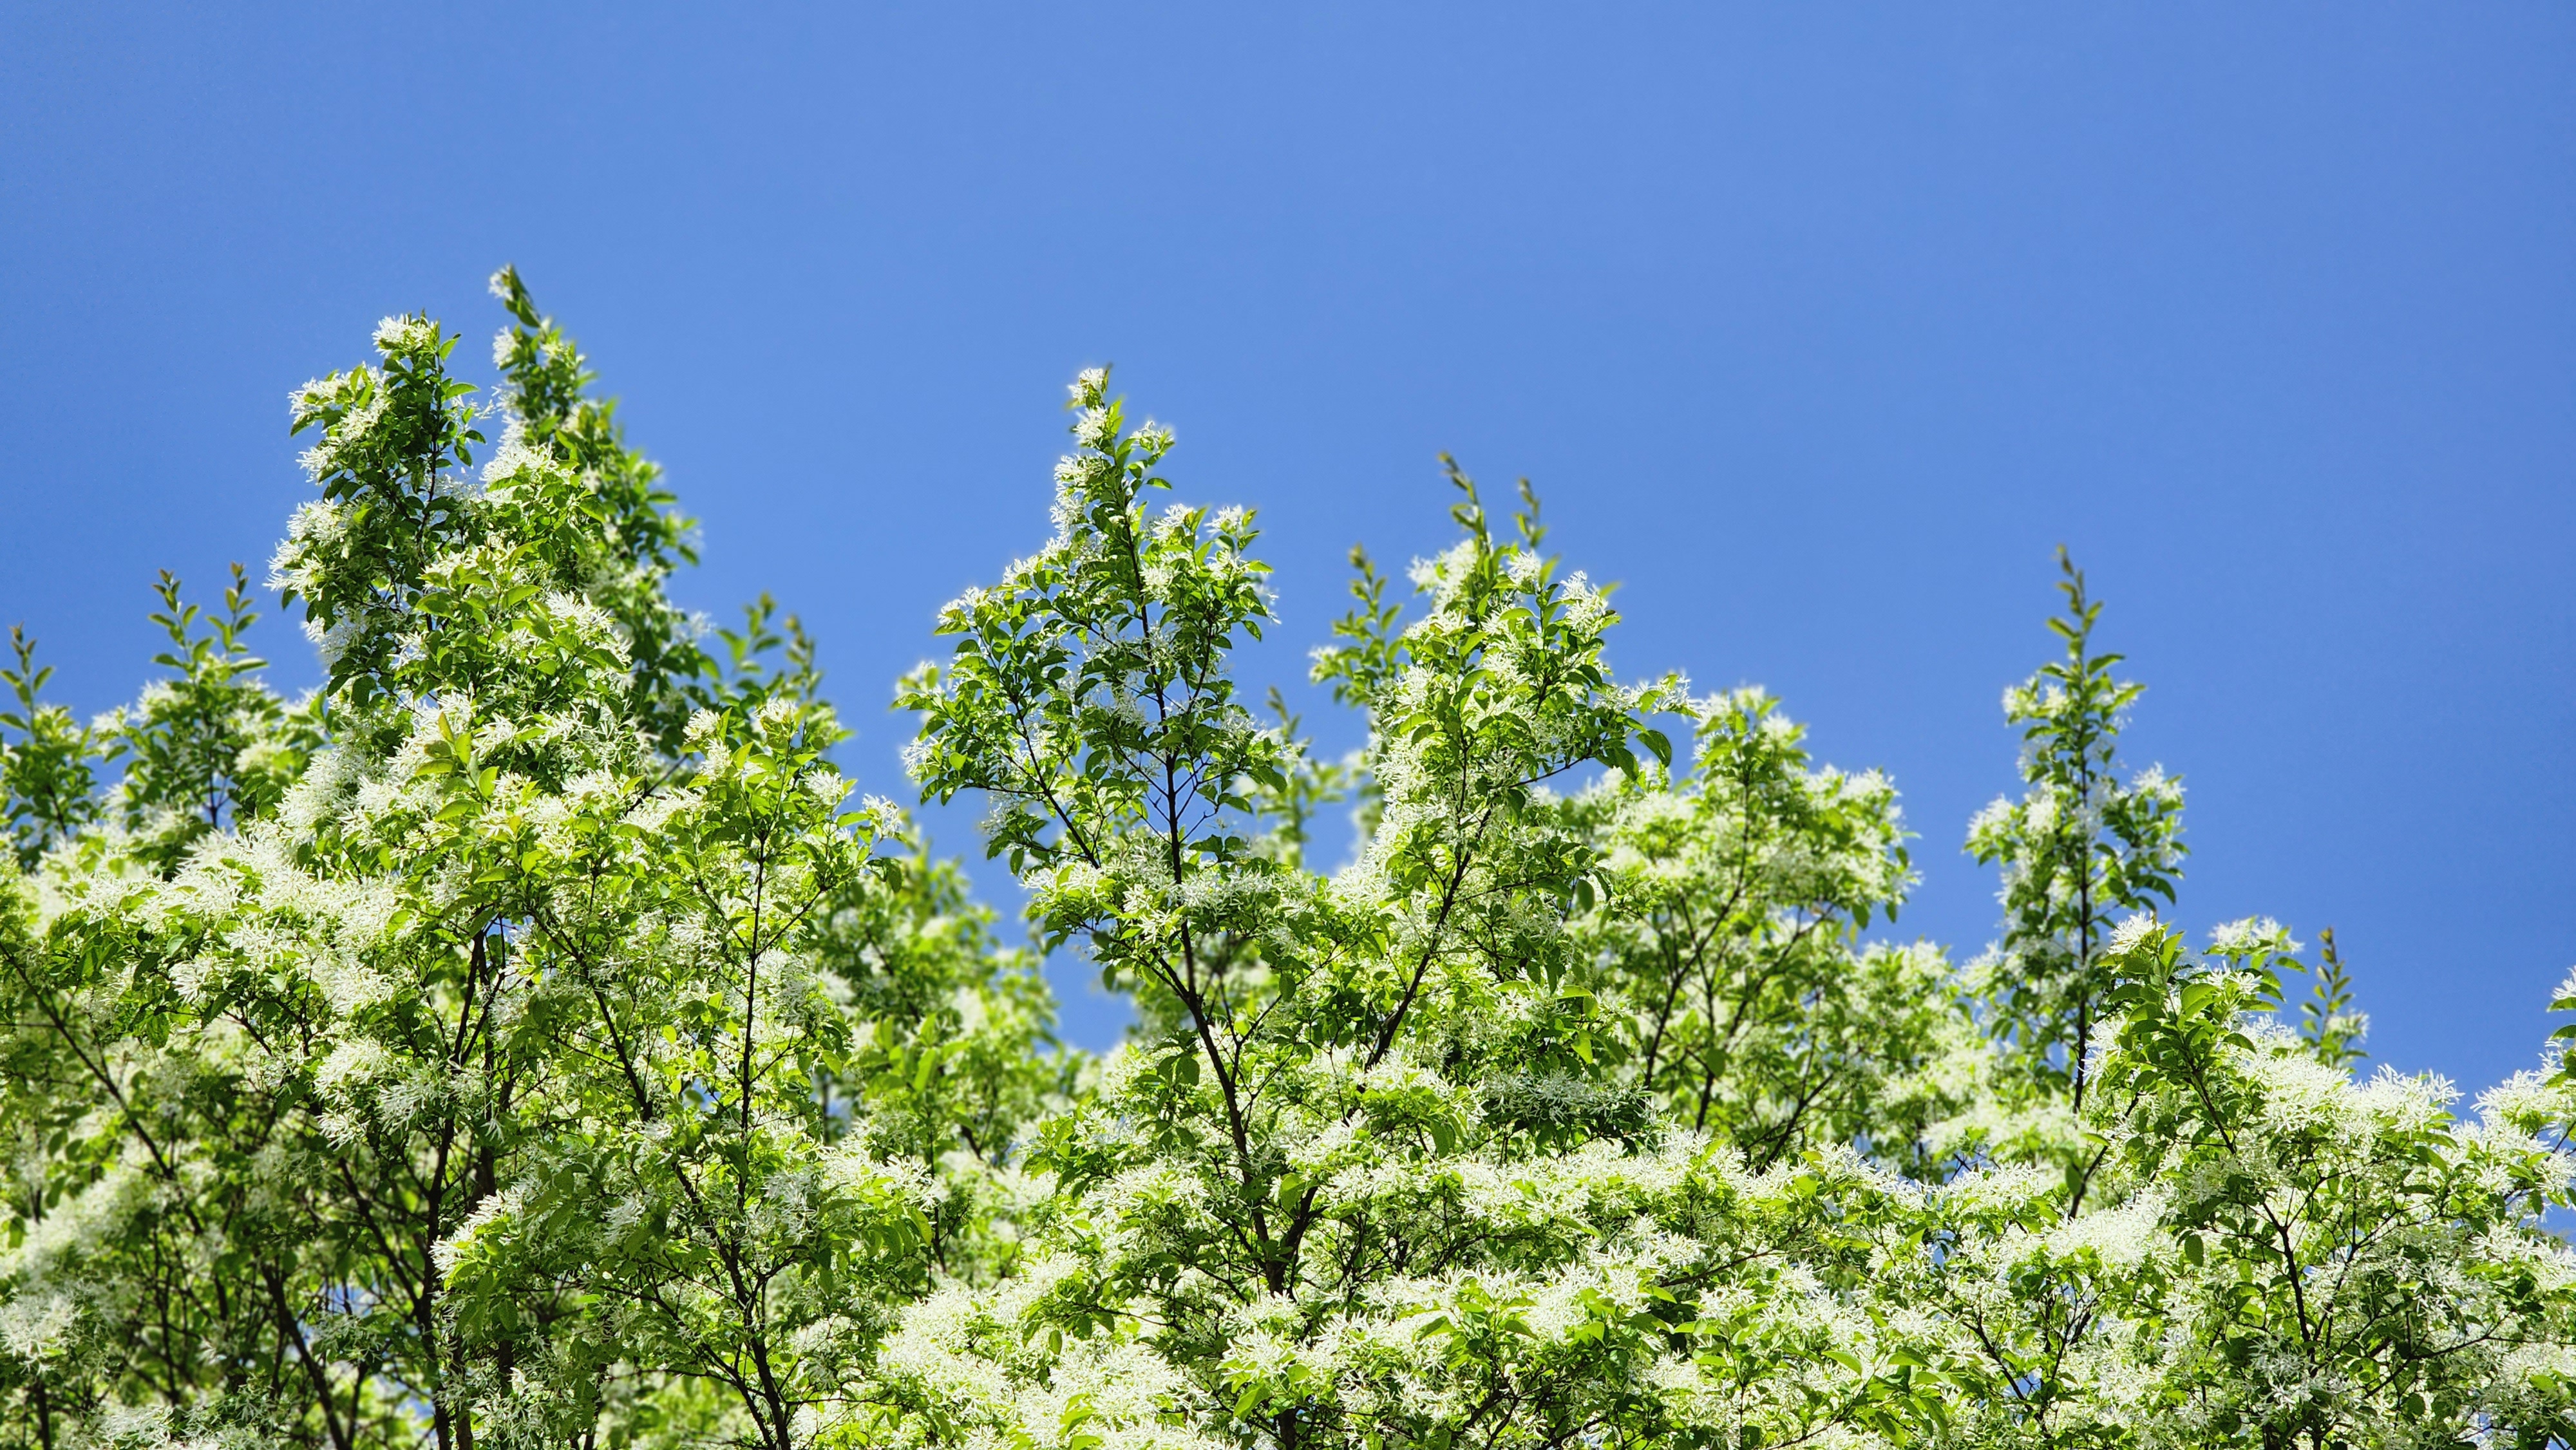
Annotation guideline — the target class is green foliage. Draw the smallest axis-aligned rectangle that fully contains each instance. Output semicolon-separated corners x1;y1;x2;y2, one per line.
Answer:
0;630;100;869
1572;688;1969;1176
2298;925;2367;1072
108;565;313;863
1;281;1059;1450
2;281;2571;1450
486;265;714;749
1967;547;2185;1117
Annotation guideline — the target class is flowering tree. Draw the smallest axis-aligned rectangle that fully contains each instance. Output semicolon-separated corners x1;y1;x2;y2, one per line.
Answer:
3;279;2573;1450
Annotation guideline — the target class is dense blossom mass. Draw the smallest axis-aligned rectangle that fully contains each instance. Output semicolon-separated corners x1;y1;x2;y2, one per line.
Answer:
3;278;2574;1450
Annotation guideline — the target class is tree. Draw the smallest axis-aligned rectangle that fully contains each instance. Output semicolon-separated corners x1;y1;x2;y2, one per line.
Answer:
3;279;2571;1450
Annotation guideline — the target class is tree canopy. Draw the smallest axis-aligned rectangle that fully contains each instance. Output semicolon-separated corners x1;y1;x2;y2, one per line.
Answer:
4;278;2573;1450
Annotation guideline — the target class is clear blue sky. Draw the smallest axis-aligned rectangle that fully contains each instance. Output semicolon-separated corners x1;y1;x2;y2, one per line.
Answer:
4;5;2570;1082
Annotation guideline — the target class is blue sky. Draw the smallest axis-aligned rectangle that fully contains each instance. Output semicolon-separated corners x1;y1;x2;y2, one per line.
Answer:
3;4;2570;1082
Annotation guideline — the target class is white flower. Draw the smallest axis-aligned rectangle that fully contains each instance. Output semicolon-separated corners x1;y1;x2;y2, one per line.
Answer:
374;314;435;353
1072;406;1115;449
2108;912;2163;956
288;375;339;422
753;694;800;735
2209;916;2292;957
316;1037;392;1102
309;616;361;666
683;708;723;749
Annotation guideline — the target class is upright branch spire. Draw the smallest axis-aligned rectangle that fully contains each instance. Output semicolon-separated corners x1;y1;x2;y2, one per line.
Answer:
1968;547;2184;1116
0;628;101;869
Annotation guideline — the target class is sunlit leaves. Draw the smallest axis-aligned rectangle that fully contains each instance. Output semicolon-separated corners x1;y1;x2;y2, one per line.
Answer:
6;285;2575;1450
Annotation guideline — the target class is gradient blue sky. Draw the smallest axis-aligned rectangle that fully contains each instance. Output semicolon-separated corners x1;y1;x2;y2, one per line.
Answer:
3;5;2570;1080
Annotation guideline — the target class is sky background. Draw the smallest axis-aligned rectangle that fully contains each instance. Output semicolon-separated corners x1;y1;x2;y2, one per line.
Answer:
3;4;2570;1082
